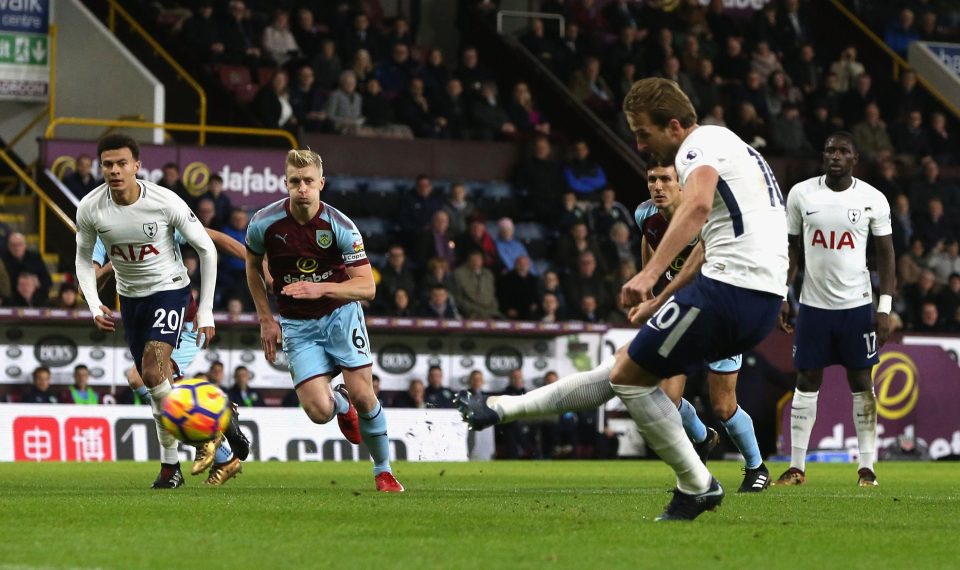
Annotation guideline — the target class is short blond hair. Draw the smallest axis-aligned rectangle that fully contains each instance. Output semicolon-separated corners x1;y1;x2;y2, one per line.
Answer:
623;78;697;129
285;149;323;175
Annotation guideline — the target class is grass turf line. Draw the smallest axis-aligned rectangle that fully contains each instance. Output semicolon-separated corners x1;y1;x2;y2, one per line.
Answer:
0;461;957;569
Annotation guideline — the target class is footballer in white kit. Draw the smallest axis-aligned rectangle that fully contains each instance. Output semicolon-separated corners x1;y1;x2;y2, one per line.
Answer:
74;134;219;489
775;132;895;488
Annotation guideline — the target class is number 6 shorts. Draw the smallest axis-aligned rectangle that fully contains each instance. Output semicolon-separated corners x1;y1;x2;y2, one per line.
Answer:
279;301;373;386
627;274;782;379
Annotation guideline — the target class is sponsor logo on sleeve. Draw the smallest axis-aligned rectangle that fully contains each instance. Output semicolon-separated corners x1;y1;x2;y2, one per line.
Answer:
681;148;702;164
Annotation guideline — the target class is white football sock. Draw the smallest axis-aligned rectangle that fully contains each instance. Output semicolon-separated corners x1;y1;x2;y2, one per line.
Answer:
148;380;179;464
789;390;819;472
489;356;615;422
611;383;712;495
852;390;877;471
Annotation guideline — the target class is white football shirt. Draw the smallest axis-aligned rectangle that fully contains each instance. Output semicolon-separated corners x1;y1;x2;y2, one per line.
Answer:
786;176;892;310
675;125;789;297
75;180;218;327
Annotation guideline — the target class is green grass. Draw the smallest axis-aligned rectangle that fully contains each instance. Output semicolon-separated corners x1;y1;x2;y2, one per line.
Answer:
0;461;957;569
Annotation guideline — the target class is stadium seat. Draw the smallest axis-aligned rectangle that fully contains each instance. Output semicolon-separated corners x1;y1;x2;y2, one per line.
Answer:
366;178;402;213
233;83;260;104
219;65;251;92
257;67;276;86
477;182;520;220
515;222;552;259
353;217;393;253
324;176;370;216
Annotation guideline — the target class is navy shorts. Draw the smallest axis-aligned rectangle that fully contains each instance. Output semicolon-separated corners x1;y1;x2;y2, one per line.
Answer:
119;286;191;373
793;303;879;370
627;274;782;379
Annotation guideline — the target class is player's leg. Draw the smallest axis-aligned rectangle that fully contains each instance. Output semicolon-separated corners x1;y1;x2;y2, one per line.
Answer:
706;357;769;492
328;302;403;492
458;350;619;430
125;366;151;403
840;303;881;486
661;374;718;463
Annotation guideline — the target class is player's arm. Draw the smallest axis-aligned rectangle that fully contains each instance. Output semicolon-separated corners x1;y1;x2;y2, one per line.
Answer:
205;228;246;259
623;166;714;306
872;196;897;346
170;199;218;348
629;241;705;324
780;186;804;333
640;234;652;269
281;215;375;301
245;248;281;363
75;211;116;331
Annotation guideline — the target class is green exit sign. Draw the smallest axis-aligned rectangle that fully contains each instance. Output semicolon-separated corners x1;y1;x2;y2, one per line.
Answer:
0;34;48;65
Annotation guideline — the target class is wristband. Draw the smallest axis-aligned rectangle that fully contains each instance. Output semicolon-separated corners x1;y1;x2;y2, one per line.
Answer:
877;294;892;314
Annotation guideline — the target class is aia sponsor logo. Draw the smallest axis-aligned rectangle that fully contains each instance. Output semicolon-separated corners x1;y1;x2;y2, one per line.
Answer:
811;229;855;250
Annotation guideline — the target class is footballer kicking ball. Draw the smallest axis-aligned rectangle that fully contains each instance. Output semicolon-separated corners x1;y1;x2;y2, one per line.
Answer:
160;378;231;444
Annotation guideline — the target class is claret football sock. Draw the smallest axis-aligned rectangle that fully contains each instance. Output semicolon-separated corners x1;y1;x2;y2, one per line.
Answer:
852;390;878;471
722;407;762;469
789;390;819;472
612;383;712;495
359;401;392;475
678;398;707;443
489;356;616;422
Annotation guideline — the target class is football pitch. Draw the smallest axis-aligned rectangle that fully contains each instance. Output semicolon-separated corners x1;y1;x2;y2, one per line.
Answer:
1;461;957;569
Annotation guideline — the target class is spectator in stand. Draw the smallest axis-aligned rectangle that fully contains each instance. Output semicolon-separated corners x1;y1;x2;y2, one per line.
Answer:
889;195;913;257
733;101;768;150
470;81;517;141
752;3;784;54
885;8;920;57
380;16;413;54
261;8;300;67
910;159;958;216
417;210;457;270
520;18;559;65
435;78;471;140
159;162;189;204
220;0;266;71
603;0;643;32
556;21;586;81
706;0;740;47
312;38;342;91
420;48;451;101
739;70;771;122
563;251;612;318
393;379;426;408
563;140;607;200
255;70;298;134
442;182;475;236
182;0;223;64
349;48;375;87
2;232;52;301
10;272;46;307
852;103;895;163
714;36;750;86
291;64;330;133
780;0;812;53
194;197;220;231
841;73;878;128
326;70;365;134
613;61;639;104
915;197;955;249
938;272;960;321
576;294;602;323
886;69;927;124
770;103;814;157
226;297;244;318
53;282;80;309
914;302;943;332
571;0;607;38
813;71;844;125
494;217;531;273
453;249;501;319
766;70;803;119
379;244;416;309
399;174;443;234
658;56;699;112
515;136;565;222
918;11;947;42
454;46;495;95
557;192;589;234
829;46;865;93
539;291;562;322
599;221;638;276
63;364;97;404
23;366;58;404
692;59;722;118
339;12;378;63
376;42;418;98
207;361;226;388
507;81;550;135
293;7;324;60
219;208;248;297
417;284;460;319
898;237;926;290
539;269;567;316
62;154;99;198
646;28;675;74
362;78;414;138
387;287;414;317
396;77;447;138
750;40;783;83
498;369;533;458
926;239;960;283
805;104;833;154
196;175;230;228
929;112;957;165
557;220;606;276
787;43;821;98
424;366;455;408
895;110;932;162
679;35;702;77
568;57;615;117
497;255;540;320
604;26;646;85
590;188;633;237
903;269;941;328
456;216;499;269
875;160;905;203
227;365;264;407
420;257;456;303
